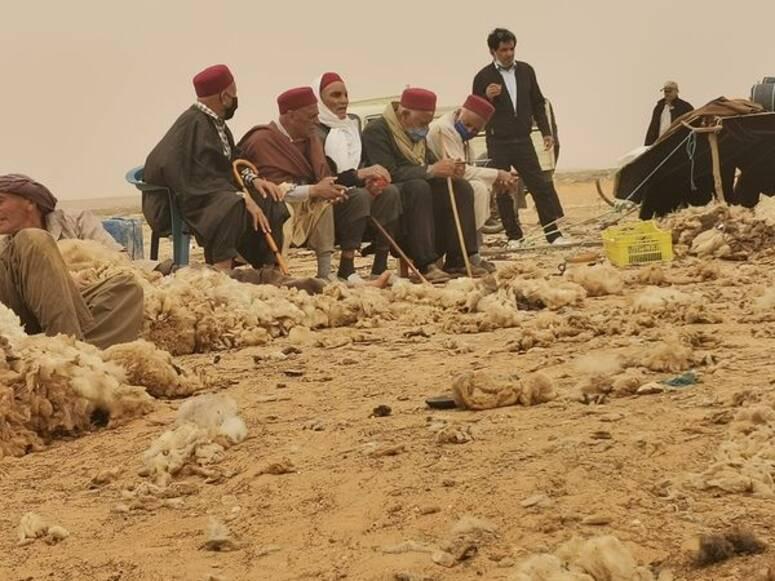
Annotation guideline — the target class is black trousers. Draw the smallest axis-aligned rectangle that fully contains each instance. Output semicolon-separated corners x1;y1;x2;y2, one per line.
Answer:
489;137;564;242
371;184;402;255
395;177;477;269
334;187;371;251
205;192;290;268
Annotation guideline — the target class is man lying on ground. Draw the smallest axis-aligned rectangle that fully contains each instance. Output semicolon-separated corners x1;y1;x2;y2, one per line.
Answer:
0;174;143;349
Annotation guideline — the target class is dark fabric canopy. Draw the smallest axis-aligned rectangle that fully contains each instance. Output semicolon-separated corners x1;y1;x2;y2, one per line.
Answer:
613;98;775;218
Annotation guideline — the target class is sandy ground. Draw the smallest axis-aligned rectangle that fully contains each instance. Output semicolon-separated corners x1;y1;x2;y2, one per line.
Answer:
2;176;775;581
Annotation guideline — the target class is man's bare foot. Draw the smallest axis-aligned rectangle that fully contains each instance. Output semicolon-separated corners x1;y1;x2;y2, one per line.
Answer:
365;271;392;289
341;271;392;289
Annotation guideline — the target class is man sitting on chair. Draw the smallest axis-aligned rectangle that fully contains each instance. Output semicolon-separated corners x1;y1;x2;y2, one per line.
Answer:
143;64;289;272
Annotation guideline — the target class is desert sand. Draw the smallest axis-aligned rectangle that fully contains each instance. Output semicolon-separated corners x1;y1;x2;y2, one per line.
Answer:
2;175;775;581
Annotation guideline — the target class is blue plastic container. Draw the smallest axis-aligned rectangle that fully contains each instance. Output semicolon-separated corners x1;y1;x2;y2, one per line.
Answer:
102;217;145;259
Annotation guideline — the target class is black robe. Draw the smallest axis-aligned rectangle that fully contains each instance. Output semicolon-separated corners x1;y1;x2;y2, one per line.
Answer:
644;98;694;146
143;106;241;246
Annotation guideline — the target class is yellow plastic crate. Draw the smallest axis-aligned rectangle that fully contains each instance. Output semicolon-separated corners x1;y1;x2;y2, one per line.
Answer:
602;220;673;267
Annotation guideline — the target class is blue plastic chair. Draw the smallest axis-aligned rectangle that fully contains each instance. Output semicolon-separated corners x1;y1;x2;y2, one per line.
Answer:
125;166;191;266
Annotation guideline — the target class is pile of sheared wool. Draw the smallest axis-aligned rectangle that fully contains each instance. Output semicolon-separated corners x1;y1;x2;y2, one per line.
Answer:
632;265;670;287
663;199;775;258
501;307;644;354
0;304;153;458
0;302;26;347
565;263;625;297
690;227;730;258
452;370;556;410
437;278;527;333
496;261;549;280
574;352;645;400
16;512;69;546
56;241;393;355
631;287;694;313
628;261;720;288
511;535;661;580
514;278;587;310
57;239;592;351
630;286;722;324
140;394;247;487
58;238;158;287
689;395;775;497
574;339;699;400
103;339;201;398
143;267;394;355
396;271;584;334
58;239;607;353
143;267;307;355
679;261;722;283
638;337;694;373
391;277;480;310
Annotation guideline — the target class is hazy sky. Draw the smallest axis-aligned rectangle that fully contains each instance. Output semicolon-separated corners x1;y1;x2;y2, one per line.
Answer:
2;0;774;200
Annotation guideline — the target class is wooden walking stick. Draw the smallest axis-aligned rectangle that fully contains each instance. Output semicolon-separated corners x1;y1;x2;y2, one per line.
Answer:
368;217;429;285
442;148;473;278
232;159;290;275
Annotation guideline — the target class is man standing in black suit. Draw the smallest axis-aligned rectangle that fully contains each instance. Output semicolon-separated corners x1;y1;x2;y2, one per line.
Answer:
473;28;567;247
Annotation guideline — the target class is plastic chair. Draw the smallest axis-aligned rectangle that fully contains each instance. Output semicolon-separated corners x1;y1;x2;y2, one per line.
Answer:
125;166;191;266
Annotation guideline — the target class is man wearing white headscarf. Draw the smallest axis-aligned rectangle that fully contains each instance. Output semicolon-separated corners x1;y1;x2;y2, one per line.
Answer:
314;72;402;281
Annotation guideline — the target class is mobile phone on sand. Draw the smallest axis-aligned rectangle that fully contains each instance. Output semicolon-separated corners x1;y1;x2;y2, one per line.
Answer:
425;395;458;409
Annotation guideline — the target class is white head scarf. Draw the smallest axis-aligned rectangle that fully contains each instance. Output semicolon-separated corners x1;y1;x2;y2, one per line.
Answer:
313;74;362;172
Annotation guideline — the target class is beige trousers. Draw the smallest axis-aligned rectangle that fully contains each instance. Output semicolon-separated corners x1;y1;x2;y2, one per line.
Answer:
469;179;495;231
0;229;143;350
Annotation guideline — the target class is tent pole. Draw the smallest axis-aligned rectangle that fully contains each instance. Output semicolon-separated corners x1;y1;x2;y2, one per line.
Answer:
707;131;726;204
682;120;726;205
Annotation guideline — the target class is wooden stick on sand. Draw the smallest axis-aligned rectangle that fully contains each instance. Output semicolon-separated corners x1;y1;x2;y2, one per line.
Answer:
369;217;429;285
441;147;473;278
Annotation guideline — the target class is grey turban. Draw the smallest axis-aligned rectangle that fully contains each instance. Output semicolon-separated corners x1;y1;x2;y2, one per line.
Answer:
0;174;58;213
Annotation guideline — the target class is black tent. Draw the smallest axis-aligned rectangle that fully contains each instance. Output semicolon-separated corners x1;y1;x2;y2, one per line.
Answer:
613;98;775;218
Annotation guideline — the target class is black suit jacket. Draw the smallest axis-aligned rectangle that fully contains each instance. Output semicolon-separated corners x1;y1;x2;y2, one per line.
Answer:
472;61;550;142
644;97;694;146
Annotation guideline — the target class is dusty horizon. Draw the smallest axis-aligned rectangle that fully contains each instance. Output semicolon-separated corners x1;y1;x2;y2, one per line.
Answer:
2;0;773;201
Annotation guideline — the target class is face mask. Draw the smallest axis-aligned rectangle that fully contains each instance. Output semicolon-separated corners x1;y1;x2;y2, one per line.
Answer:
407;126;428;143
454;120;473;142
223;96;238;120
